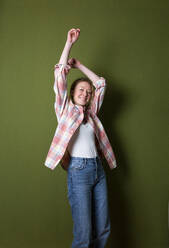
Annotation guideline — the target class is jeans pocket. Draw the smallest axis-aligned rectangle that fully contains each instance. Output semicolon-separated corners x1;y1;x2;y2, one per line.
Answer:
69;159;86;170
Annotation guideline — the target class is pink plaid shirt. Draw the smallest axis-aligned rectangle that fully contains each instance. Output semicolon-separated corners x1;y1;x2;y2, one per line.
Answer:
44;63;117;170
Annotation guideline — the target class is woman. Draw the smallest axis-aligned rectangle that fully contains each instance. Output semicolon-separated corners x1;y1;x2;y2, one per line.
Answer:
45;28;117;248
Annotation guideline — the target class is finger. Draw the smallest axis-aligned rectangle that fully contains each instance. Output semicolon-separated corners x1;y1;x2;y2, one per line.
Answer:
68;29;76;36
75;31;80;39
68;58;73;64
69;28;76;32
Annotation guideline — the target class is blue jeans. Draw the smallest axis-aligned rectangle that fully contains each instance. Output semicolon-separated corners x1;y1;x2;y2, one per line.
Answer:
67;156;111;248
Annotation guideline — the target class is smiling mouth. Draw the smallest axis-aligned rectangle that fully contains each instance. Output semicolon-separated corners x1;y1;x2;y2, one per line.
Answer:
79;97;87;101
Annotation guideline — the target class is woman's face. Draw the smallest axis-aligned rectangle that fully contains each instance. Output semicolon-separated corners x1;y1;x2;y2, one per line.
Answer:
73;81;92;106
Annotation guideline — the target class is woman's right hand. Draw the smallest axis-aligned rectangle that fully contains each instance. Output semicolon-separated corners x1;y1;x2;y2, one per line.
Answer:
68;58;81;69
67;28;80;45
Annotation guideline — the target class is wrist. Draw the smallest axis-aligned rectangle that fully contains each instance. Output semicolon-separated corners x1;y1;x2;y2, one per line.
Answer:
65;40;73;49
77;62;83;69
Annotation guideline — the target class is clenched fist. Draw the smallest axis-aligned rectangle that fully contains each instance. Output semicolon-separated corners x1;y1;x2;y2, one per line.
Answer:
67;28;80;45
68;58;81;69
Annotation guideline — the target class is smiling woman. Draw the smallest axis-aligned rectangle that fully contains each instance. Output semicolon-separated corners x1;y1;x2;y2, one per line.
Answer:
44;28;117;248
70;77;94;106
73;81;92;106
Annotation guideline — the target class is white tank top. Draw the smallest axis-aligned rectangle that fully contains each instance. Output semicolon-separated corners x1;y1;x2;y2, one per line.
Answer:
67;123;98;158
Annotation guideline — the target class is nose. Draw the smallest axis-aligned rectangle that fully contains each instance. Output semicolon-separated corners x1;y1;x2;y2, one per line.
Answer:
83;91;88;97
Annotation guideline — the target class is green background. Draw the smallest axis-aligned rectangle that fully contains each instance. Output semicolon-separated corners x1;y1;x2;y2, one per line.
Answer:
0;0;169;247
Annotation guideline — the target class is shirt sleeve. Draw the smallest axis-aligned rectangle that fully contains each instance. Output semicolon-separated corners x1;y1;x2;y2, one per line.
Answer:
90;77;106;114
53;63;71;121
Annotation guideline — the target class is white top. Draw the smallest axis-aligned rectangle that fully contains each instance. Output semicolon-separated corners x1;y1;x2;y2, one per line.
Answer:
67;122;98;158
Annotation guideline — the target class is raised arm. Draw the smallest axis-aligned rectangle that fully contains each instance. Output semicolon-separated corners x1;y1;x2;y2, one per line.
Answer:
68;58;106;114
68;58;99;83
54;29;80;121
59;28;80;65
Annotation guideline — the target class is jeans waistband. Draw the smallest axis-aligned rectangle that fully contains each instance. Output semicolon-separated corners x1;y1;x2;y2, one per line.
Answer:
70;156;100;162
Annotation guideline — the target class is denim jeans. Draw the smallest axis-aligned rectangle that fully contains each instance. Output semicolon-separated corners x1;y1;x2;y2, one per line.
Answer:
67;156;111;248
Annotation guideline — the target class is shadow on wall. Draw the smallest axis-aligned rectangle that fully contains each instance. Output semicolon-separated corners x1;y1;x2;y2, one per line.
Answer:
96;74;133;248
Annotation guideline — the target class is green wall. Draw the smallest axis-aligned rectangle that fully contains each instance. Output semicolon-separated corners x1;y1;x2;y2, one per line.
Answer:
0;0;169;247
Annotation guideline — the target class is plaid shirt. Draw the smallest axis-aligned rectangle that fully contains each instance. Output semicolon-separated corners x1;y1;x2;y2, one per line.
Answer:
44;63;117;170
